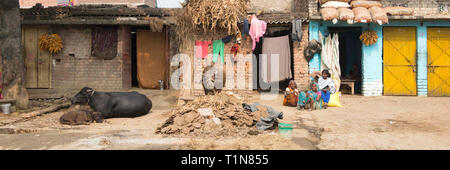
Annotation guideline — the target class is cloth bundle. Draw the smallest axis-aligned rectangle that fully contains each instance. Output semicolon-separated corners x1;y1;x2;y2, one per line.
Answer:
243;103;284;131
304;39;322;62
321;1;351;8
292;19;303;42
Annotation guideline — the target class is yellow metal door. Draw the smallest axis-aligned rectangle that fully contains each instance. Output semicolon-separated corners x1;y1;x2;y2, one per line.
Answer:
383;27;417;96
427;28;450;97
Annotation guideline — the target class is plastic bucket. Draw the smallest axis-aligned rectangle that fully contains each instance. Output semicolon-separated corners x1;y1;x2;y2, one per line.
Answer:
278;123;293;140
1;103;11;115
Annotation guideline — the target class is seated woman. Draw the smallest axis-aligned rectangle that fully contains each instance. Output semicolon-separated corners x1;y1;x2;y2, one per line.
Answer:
283;80;299;107
318;69;335;109
298;82;322;111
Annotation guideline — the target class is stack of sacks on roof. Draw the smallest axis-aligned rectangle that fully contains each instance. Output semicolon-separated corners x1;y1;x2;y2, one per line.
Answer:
353;7;372;23
369;7;389;25
338;7;355;24
319;0;406;25
320;1;351;24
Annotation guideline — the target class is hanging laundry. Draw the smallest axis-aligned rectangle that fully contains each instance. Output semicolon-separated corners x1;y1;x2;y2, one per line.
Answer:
231;43;240;56
92;27;118;60
320;33;341;92
261;35;292;83
222;35;233;44
242;18;249;36
230;43;240;62
291;19;303;42
249;15;267;51
213;40;225;64
195;40;212;59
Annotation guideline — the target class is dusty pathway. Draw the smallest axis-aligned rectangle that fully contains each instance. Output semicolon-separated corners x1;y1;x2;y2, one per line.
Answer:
312;95;450;150
0;91;448;150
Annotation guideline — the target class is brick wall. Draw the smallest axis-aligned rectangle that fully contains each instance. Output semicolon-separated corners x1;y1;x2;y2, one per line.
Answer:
293;22;310;91
309;0;319;16
249;0;294;13
173;31;253;95
51;25;128;90
382;0;445;16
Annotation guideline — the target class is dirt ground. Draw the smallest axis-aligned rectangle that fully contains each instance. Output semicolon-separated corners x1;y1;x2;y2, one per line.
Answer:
0;90;449;150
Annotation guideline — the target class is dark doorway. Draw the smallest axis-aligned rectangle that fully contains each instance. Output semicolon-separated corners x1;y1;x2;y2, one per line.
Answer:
131;28;139;87
328;27;363;94
252;26;294;91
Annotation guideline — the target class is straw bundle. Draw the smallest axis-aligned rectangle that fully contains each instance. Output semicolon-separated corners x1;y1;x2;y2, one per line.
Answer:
144;17;166;32
175;0;250;52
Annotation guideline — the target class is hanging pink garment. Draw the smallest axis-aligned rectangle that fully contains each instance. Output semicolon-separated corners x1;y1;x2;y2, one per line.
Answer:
249;15;267;51
195;40;212;59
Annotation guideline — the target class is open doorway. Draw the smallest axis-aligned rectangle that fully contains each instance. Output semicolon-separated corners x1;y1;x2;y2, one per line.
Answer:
328;27;363;94
131;28;139;87
131;27;168;89
252;26;294;91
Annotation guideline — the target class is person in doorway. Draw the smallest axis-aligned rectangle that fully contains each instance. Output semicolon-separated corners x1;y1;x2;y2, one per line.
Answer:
283;80;299;107
350;62;361;81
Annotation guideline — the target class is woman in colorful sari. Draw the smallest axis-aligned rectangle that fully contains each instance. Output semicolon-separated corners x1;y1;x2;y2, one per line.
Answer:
298;82;322;111
283;80;299;107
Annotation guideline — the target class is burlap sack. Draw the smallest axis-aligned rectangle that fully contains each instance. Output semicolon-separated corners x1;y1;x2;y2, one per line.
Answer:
353;7;372;23
369;7;389;24
321;7;339;21
338;8;355;21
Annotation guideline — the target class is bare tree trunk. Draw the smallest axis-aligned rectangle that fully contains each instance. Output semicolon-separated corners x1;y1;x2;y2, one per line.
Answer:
0;0;29;109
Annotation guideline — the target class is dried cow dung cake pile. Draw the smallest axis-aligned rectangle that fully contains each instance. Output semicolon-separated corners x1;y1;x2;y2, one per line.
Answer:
156;93;272;137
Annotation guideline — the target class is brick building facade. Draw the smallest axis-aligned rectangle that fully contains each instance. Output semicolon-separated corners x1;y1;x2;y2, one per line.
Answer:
308;0;450;97
20;5;174;91
49;26;129;90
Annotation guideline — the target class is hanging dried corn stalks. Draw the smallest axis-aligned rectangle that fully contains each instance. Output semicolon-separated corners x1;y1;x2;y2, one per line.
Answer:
360;30;378;46
39;34;63;54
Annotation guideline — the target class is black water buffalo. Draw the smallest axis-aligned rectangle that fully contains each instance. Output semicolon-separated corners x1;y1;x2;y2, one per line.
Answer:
71;87;152;119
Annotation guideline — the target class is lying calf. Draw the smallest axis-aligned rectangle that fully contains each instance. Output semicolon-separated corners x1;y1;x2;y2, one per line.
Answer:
60;110;104;125
71;87;152;119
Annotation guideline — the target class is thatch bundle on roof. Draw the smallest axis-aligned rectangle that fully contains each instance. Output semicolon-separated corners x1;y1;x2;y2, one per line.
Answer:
144;16;166;32
175;0;250;52
183;0;250;34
